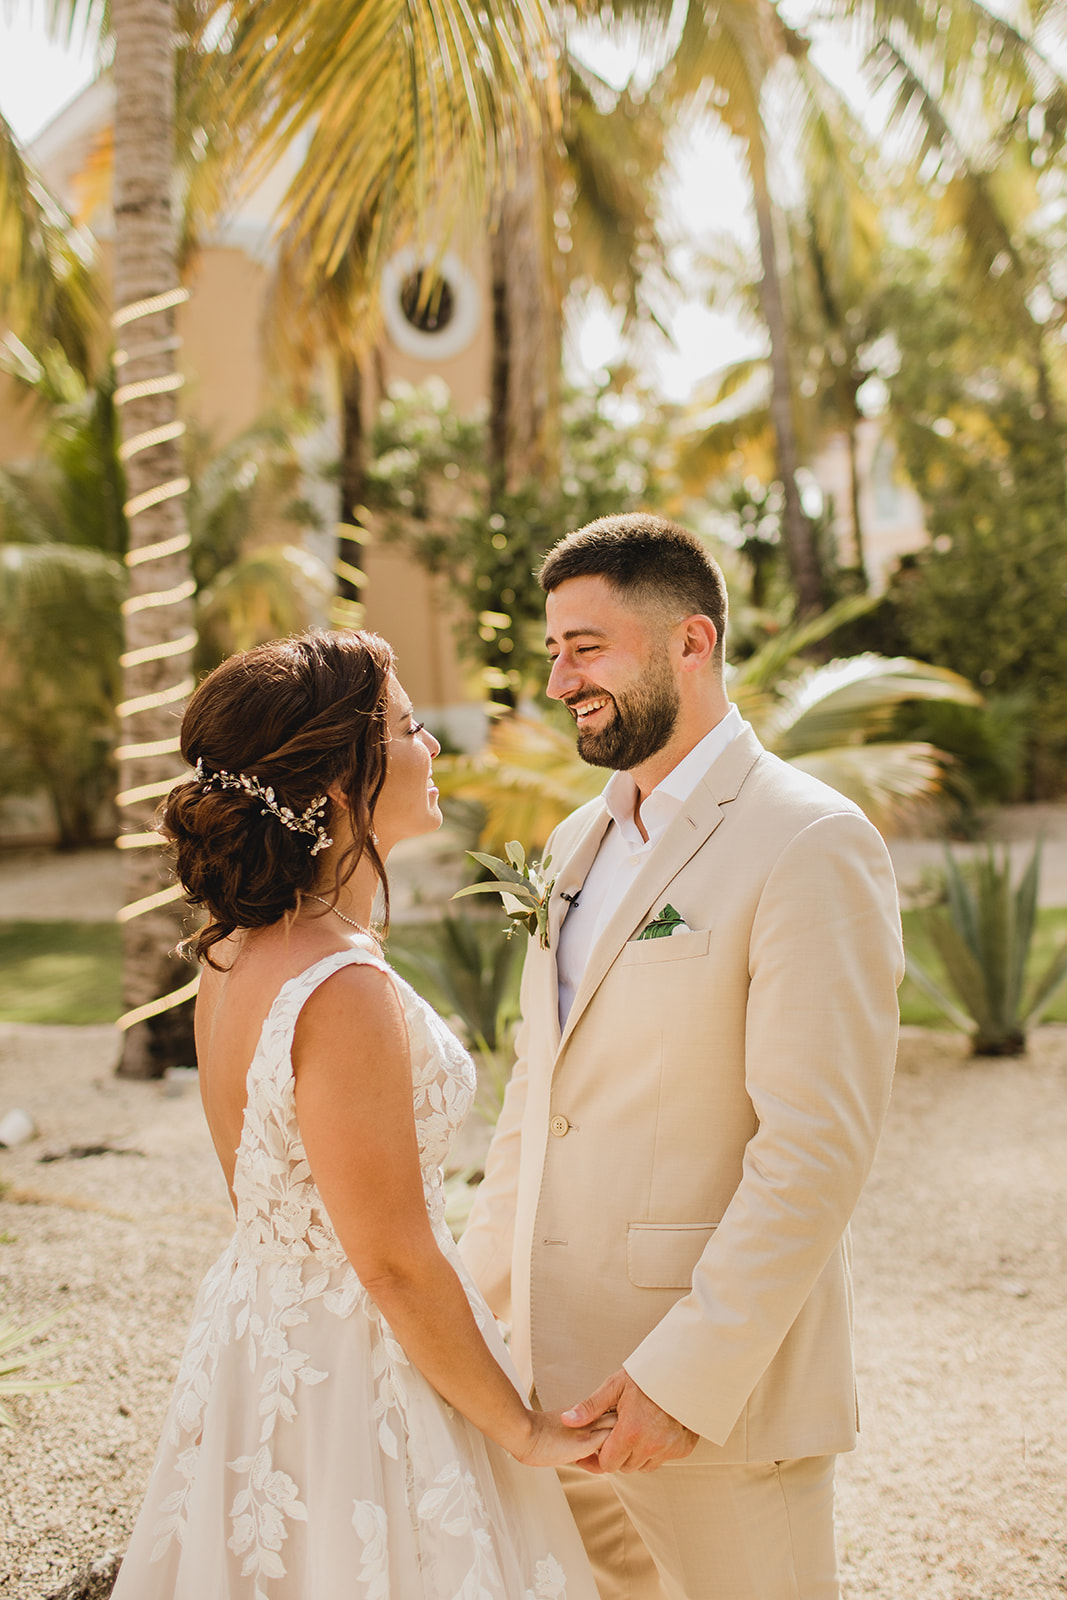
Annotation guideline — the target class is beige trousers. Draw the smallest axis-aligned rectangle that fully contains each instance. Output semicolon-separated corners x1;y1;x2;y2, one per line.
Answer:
556;1455;839;1600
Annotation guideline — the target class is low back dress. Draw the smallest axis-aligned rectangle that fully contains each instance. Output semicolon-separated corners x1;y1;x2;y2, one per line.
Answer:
110;945;599;1600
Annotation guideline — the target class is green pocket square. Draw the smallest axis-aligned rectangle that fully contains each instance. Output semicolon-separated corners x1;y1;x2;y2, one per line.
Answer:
637;903;690;940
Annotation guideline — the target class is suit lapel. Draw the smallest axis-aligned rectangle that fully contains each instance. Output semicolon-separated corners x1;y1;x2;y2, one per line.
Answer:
556;726;764;1057
535;800;611;1057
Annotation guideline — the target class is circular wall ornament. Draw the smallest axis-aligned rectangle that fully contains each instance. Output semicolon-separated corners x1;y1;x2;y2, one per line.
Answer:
381;249;481;361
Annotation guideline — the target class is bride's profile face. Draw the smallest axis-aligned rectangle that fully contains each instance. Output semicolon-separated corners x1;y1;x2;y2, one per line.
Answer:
372;676;442;851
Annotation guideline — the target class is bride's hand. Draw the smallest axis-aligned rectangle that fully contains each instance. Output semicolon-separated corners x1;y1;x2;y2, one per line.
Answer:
514;1407;615;1468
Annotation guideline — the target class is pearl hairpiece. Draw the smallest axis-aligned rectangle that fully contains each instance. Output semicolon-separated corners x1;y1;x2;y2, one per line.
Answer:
193;757;333;855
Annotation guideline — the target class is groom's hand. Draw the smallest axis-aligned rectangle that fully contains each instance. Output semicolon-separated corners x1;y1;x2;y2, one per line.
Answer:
562;1370;698;1474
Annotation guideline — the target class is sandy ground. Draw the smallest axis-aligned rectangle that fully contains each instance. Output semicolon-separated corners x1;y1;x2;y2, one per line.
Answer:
0;1019;1064;1598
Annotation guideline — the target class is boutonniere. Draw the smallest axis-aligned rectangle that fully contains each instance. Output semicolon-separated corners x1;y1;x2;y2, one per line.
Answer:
636;903;691;940
452;841;557;949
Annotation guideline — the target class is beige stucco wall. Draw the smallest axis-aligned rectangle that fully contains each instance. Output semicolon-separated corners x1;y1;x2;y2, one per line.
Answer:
180;248;272;442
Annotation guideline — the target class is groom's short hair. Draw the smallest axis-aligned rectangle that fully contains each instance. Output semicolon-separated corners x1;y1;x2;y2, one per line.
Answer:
539;512;728;657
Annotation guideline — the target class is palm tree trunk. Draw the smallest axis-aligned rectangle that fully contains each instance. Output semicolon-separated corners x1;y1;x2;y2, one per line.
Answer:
488;145;559;499
337;349;366;607
112;0;198;1078
845;405;867;584
486;142;560;710
750;161;825;616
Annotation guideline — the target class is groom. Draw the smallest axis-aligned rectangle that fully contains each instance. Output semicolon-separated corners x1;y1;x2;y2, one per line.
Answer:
459;513;904;1599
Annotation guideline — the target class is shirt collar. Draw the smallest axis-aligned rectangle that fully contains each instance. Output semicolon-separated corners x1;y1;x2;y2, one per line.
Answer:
602;704;744;849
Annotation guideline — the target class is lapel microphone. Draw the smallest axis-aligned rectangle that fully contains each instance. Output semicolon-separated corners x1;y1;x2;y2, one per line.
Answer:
560;890;581;908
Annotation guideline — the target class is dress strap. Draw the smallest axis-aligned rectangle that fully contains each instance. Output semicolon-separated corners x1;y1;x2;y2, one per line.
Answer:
252;945;393;1085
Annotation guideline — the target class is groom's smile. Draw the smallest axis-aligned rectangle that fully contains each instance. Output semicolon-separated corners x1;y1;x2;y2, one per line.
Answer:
546;576;683;776
568;693;612;724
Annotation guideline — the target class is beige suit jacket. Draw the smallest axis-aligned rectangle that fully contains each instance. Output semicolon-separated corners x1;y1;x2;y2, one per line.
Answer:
459;725;904;1464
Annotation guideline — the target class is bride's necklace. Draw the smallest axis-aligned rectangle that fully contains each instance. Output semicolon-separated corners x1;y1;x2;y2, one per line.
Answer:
305;893;382;946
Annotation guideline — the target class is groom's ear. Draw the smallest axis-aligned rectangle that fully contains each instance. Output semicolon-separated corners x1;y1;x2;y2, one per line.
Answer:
675;614;718;671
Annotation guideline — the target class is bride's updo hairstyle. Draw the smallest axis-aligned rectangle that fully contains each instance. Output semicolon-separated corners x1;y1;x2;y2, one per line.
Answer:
162;630;394;965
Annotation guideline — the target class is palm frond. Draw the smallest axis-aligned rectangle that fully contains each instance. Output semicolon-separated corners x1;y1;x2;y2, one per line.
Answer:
672;403;774;492
734;594;880;693
0;114;104;377
562;64;669;326
0;542;125;664
785;739;947;828
763;654;982;755
196;543;332;656
0;1313;72;1429
218;0;558;283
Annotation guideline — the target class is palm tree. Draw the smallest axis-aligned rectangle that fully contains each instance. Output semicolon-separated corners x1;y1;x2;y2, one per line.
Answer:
593;0;1063;612
489;59;669;497
105;0;202;1077
209;19;668;602
7;0;566;1074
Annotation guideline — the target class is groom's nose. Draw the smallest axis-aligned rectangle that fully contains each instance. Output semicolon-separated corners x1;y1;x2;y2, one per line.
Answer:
546;652;576;701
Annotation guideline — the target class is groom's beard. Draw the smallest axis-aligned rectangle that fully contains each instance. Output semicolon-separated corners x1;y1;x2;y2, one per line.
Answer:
567;652;680;771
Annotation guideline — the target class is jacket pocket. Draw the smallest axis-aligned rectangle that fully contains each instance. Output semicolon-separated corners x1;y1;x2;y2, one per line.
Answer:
621;928;711;964
627;1222;718;1289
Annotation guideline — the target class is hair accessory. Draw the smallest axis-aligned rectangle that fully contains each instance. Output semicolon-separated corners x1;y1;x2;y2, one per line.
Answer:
193;756;333;855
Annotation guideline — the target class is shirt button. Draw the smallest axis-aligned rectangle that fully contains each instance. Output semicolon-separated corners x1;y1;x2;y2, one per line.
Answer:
550;1114;570;1137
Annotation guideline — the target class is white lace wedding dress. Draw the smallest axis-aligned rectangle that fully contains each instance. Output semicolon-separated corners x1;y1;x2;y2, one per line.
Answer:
112;947;599;1600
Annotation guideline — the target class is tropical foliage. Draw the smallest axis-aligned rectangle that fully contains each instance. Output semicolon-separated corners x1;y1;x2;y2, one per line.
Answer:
874;247;1067;797
0;111;103;376
0;341;330;845
0;343;125;846
905;845;1067;1056
363;378;675;703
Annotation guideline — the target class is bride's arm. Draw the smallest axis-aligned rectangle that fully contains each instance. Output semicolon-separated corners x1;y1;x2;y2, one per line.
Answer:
292;963;608;1468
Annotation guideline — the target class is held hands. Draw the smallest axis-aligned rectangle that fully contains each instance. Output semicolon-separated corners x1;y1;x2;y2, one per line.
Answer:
562;1370;698;1474
515;1407;617;1470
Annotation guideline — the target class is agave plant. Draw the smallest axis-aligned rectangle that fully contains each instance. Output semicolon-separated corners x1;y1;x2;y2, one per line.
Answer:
905;844;1067;1057
0;1312;71;1427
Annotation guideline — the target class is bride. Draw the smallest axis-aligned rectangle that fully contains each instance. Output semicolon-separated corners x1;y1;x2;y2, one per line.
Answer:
111;629;608;1600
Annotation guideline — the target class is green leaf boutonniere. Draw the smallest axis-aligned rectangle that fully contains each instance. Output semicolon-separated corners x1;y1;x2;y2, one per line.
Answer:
452;841;557;949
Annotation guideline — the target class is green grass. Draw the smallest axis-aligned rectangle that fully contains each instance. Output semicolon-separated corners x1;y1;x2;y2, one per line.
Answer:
899;905;1067;1027
0;921;122;1025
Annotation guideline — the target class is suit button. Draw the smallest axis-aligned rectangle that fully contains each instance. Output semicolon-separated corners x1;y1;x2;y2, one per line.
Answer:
550;1114;570;1137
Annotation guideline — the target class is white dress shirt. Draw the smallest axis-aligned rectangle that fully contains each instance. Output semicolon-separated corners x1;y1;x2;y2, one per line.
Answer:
556;705;744;1030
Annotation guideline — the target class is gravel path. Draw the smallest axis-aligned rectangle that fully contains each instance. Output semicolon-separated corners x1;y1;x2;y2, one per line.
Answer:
1;1019;1065;1597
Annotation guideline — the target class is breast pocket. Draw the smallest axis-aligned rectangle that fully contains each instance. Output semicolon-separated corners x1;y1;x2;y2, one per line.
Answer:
621;928;711;964
627;1222;718;1289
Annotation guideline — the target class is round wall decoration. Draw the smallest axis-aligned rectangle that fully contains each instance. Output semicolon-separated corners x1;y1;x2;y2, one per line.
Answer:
381;249;481;361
